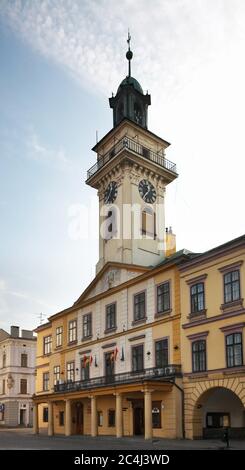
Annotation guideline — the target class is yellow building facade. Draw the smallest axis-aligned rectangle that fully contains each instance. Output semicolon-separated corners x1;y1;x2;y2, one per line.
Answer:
180;235;245;439
34;255;189;439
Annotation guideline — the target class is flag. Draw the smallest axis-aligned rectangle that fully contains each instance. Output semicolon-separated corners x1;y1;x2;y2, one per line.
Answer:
110;348;119;362
84;355;93;366
110;351;114;362
85;356;90;366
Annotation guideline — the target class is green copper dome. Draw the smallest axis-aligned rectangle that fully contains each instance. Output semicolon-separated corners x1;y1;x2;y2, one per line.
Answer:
117;76;143;94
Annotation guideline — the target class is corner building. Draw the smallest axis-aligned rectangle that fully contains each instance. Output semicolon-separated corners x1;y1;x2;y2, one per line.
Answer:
0;326;36;427
180;236;245;439
33;41;187;439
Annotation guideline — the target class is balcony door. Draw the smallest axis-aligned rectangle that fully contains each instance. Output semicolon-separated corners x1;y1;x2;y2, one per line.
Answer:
132;344;144;372
104;352;115;382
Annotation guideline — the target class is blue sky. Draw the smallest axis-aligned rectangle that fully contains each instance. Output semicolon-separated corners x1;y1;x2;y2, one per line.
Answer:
0;0;245;332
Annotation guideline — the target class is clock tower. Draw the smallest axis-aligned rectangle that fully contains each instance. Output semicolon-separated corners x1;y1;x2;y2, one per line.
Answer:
86;34;178;274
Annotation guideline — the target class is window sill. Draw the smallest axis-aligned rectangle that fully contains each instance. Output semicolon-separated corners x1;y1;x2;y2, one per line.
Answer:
154;309;172;319
187;372;208;379
141;230;157;239
81;335;93;342
220;298;244;312
55;345;63;350
131;318;147;326
223;365;245;374
187;309;207;321
67;340;77;346
104;327;117;335
43;352;52;357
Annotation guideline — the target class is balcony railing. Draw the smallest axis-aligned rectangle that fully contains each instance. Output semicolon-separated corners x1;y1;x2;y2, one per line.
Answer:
87;136;177;180
54;365;181;393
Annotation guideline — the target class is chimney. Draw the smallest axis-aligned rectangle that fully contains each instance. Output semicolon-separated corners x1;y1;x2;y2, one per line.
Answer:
165;227;176;257
21;330;33;339
11;326;19;338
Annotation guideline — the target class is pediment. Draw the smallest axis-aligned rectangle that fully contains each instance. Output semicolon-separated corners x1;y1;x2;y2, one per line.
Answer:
73;262;148;305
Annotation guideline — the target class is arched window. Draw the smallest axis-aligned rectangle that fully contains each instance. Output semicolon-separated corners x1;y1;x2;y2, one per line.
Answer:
141;207;156;238
105;208;118;240
134;102;143;125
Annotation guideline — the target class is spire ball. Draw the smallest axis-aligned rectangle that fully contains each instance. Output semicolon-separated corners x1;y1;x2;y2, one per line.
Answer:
126;50;133;61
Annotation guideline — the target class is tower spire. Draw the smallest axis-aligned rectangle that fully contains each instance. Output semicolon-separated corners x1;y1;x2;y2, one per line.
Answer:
126;29;133;77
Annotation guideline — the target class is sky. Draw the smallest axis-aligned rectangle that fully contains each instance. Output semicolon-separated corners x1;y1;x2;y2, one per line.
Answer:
0;0;245;332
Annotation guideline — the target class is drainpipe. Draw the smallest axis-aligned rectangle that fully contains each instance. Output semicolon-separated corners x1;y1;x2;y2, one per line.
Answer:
170;380;185;439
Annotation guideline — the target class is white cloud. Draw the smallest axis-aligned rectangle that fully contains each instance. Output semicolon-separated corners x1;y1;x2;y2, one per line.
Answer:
0;278;54;313
1;0;244;100
26;130;71;169
0;279;7;291
0;279;54;331
0;0;245;330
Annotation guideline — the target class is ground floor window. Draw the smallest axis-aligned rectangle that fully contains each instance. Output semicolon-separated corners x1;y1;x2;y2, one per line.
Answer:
0;406;4;421
206;412;230;428
43;407;48;423
152;401;161;428
59;411;64;426
108;409;115;427
97;411;103;427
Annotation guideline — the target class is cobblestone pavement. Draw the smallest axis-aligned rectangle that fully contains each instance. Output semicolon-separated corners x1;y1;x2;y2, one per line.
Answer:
0;428;244;450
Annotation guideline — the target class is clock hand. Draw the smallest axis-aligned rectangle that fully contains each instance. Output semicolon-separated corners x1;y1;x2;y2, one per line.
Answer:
106;185;112;203
143;189;150;201
142;182;152;201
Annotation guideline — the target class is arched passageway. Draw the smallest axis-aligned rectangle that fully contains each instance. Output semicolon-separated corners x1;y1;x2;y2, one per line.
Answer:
192;387;245;439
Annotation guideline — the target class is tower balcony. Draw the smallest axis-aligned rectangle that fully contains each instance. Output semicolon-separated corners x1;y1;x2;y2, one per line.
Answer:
86;136;177;183
54;365;182;394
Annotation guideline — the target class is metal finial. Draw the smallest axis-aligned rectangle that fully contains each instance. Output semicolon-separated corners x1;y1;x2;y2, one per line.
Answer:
127;29;131;50
126;29;133;77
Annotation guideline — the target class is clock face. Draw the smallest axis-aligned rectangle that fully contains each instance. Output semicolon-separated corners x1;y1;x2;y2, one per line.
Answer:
138;179;156;204
104;181;118;204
